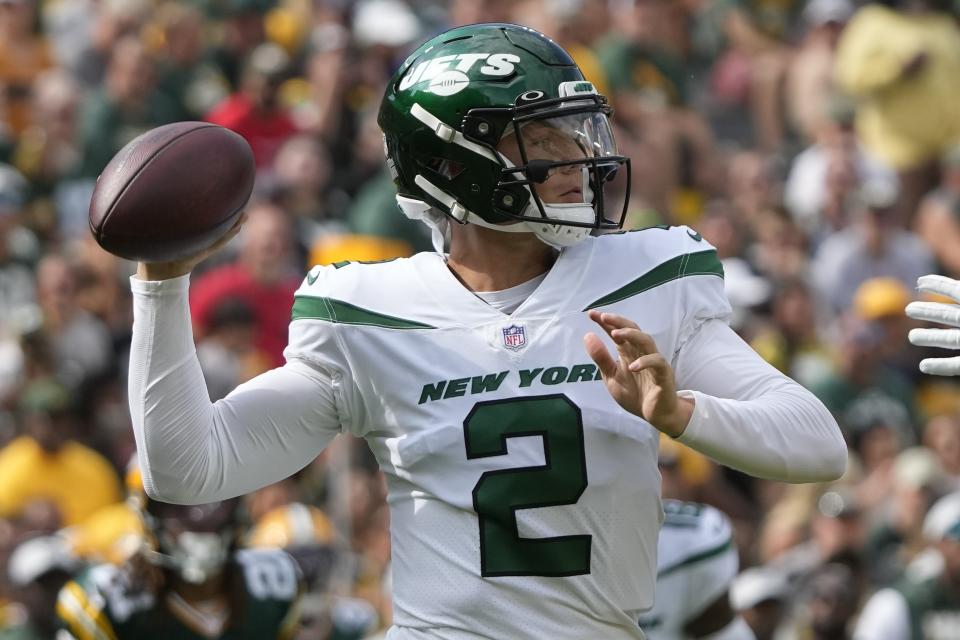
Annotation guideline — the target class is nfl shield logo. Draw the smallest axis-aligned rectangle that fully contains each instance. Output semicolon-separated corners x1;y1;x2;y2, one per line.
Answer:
502;325;526;351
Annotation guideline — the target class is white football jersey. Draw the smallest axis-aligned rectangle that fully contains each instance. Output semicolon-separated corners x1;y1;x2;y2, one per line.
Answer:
285;226;730;639
638;500;739;640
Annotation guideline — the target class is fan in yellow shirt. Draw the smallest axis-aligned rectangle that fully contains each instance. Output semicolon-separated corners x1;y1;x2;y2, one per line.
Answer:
835;2;960;218
835;2;960;172
0;379;121;527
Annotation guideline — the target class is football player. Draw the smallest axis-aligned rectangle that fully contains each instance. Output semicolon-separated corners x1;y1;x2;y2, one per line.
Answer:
639;500;754;640
127;23;846;639
56;497;305;639
906;274;960;375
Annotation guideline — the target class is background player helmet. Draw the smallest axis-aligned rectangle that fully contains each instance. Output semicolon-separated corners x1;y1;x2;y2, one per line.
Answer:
140;498;242;584
247;502;335;549
378;23;631;249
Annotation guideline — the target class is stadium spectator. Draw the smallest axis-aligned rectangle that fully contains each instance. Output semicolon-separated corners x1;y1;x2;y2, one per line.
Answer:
189;201;300;367
773;489;867;590
727;150;781;232
0;378;120;527
10;71;82;196
60;0;151;89
749;279;833;389
0;165;37;328
195;296;269;401
854;491;960;639
914;144;960;279
785;0;853;144
808;317;917;472
864;447;949;587
74;35;179;179
33;254;112;388
270;133;349;263
811;178;934;313
152;1;229;122
788;562;861;640
0;0;53;141
204;0;271;91
597;0;718;218
707;0;801;151
206;42;298;168
835;0;960;222
784;96;896;242
730;566;790;640
851;277;919;378
924;414;960;480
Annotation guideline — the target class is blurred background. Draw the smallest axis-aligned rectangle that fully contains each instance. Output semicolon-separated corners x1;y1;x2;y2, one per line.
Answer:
1;0;960;638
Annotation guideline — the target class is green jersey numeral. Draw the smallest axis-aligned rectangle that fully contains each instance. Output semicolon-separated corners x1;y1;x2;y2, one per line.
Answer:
464;395;591;577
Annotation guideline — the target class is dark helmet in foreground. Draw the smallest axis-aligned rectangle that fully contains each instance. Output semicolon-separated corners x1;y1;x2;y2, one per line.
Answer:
140;498;242;584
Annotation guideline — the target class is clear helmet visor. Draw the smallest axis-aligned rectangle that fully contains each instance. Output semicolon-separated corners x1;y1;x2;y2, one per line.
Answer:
497;109;628;232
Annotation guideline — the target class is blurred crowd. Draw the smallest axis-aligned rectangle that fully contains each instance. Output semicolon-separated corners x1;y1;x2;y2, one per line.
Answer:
1;0;960;638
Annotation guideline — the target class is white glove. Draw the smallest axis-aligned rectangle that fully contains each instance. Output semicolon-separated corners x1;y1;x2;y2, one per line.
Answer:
906;274;960;376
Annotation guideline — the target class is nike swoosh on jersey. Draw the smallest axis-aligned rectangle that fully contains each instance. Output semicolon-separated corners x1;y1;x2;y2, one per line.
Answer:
687;230;702;242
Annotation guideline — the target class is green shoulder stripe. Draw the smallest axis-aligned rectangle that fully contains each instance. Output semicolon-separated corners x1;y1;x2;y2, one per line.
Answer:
584;249;723;310
292;296;435;330
658;537;733;579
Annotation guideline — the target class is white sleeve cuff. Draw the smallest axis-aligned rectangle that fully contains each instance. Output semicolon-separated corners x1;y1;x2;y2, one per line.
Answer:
129;273;191;295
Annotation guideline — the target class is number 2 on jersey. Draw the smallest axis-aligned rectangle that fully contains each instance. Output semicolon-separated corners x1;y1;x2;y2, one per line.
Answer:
464;395;591;577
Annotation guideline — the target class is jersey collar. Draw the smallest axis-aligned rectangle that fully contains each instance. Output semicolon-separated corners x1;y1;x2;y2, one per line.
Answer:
413;240;595;326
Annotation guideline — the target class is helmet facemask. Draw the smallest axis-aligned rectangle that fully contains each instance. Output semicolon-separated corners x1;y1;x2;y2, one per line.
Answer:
493;93;628;246
437;86;630;248
141;500;239;584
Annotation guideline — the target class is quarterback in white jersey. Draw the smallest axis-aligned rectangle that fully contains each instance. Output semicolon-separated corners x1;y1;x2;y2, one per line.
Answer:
639;501;754;640
127;24;846;640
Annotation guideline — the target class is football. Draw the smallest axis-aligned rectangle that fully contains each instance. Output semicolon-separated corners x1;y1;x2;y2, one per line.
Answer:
89;121;256;262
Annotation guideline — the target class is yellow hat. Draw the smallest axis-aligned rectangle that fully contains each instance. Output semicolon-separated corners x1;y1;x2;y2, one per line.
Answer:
852;277;911;320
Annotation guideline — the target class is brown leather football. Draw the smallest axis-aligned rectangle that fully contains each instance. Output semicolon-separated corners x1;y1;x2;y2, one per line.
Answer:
89;122;256;262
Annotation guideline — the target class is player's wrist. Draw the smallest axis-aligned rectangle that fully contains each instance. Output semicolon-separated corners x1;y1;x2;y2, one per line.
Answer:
136;261;194;281
654;396;695;438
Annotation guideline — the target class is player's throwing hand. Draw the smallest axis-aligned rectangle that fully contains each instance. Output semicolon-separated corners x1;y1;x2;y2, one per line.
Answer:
584;310;694;437
907;275;960;376
135;213;247;281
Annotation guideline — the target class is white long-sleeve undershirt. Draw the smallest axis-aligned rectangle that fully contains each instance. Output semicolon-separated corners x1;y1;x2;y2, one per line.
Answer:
673;319;847;483
129;275;342;503
129;275;845;504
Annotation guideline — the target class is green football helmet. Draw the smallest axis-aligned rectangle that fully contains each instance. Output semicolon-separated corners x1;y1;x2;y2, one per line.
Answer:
378;23;631;249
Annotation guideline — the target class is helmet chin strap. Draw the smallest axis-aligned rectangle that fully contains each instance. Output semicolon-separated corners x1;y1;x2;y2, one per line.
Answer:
499;155;595;248
407;175;532;252
401;172;596;251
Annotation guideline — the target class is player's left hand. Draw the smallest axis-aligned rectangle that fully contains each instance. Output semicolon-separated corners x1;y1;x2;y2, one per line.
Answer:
906;274;960;376
584;311;693;437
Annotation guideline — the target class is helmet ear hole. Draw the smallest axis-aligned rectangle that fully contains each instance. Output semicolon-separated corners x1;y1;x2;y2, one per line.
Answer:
493;187;528;215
